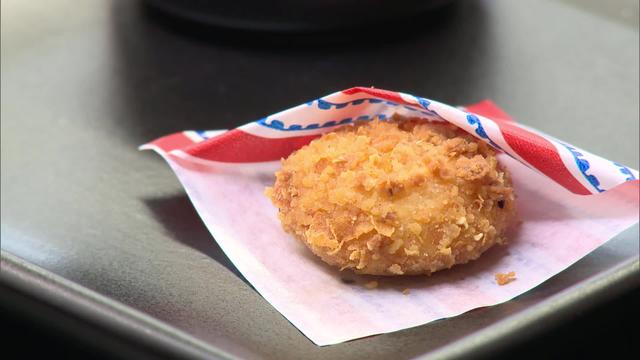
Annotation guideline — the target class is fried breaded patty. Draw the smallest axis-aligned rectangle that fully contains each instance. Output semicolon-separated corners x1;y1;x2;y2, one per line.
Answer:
265;116;516;275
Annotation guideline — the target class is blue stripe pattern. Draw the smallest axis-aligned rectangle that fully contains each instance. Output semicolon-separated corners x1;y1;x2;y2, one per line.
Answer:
465;114;504;151
614;162;637;181
257;114;388;131
313;97;440;118
561;143;603;192
258;96;443;131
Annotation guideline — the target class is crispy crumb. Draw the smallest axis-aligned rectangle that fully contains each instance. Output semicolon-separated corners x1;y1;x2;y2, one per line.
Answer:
364;280;379;289
387;264;404;275
495;271;516;285
402;288;411;295
266;116;517;275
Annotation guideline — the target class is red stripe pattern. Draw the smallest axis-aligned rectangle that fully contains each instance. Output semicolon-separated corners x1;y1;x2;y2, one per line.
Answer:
464;99;513;123
497;122;592;195
143;87;638;195
184;129;320;163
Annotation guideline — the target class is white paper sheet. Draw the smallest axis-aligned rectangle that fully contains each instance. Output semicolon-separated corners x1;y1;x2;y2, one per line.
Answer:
142;88;639;345
153;151;638;345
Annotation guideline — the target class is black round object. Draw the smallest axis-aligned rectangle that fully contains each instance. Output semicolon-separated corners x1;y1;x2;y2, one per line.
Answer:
144;0;454;32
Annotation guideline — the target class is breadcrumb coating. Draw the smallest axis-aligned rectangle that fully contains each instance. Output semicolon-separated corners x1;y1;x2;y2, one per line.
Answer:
266;115;516;275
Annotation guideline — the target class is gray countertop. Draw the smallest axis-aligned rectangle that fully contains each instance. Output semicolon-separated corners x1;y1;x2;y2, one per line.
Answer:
2;0;638;359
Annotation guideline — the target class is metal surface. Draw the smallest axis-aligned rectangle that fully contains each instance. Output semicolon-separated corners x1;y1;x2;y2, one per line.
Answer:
0;251;229;360
1;0;638;359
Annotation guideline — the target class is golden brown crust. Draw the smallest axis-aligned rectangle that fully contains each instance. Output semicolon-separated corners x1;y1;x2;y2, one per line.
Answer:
266;115;516;275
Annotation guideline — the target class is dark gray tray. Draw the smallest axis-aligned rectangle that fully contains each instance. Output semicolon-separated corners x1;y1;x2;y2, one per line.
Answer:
2;0;638;359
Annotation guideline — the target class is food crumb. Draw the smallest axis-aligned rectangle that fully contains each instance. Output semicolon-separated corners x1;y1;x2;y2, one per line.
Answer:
364;280;379;289
387;264;404;275
402;288;411;295
495;271;516;285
